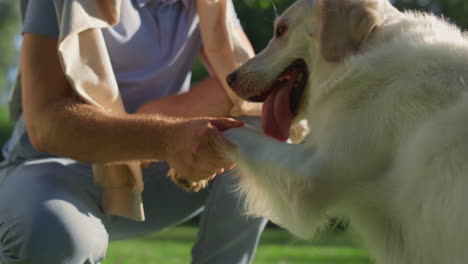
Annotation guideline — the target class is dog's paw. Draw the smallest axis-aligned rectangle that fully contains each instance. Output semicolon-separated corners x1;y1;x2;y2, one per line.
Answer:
224;125;269;157
223;125;287;169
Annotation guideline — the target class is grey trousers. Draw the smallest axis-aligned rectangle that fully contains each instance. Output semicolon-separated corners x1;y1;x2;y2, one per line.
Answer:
0;158;267;264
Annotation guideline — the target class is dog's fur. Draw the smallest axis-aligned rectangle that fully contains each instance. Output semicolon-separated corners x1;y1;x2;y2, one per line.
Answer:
224;0;468;263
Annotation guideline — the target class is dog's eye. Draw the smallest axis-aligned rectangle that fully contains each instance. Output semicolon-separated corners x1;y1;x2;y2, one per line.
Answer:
275;25;288;38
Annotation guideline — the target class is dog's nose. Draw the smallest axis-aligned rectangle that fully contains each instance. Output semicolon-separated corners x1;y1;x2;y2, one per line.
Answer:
226;71;237;88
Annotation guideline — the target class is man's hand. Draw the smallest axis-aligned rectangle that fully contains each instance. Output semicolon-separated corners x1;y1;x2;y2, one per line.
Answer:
165;117;243;190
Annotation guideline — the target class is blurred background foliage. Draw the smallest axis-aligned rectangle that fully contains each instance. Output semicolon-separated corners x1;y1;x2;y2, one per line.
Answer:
0;0;467;150
236;0;468;52
0;0;19;98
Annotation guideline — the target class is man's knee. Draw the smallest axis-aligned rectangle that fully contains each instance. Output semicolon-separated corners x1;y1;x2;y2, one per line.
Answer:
0;200;108;264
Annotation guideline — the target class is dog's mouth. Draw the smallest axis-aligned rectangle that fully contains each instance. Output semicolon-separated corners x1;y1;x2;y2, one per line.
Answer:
248;59;309;142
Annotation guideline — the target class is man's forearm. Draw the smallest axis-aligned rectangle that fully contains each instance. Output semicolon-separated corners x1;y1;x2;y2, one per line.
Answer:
31;98;175;164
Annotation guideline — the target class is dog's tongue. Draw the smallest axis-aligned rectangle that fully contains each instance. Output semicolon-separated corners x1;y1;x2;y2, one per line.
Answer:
261;81;294;142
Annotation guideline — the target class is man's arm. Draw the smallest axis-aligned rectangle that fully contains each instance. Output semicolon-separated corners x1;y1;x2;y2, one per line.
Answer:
136;76;233;117
21;33;241;180
136;28;254;118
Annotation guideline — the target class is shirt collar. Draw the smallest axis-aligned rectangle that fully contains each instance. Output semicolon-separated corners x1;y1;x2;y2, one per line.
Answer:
136;0;189;8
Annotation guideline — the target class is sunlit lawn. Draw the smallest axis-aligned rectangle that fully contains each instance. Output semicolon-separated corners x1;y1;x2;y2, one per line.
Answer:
103;225;372;264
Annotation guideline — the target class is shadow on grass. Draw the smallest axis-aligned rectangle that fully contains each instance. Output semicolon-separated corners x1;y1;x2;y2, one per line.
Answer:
259;256;371;264
134;226;372;263
140;225;361;248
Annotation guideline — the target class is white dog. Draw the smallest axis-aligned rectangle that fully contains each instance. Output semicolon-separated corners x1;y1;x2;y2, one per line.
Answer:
224;0;468;263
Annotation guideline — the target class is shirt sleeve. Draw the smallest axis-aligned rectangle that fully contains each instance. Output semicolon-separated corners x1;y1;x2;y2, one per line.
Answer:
228;0;242;29
22;0;60;38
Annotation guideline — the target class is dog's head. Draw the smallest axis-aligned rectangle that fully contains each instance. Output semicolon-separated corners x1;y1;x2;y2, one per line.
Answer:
227;0;386;141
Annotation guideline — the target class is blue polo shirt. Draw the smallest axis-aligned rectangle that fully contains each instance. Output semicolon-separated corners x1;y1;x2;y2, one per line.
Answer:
23;0;241;112
2;0;242;162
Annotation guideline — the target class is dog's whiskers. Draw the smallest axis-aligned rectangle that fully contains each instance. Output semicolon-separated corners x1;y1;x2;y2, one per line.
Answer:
271;0;279;18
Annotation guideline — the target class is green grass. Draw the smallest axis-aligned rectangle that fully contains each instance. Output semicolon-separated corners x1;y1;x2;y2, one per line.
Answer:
0;107;13;148
103;225;372;264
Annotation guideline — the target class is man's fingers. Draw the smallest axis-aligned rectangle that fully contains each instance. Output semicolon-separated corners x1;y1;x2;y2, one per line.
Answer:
208;118;245;132
194;137;234;167
167;168;210;192
227;163;236;171
180;169;217;182
195;159;234;175
140;160;153;168
208;129;238;156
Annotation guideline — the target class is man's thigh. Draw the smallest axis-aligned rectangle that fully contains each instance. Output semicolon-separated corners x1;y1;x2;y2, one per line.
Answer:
0;159;210;261
0;158;108;263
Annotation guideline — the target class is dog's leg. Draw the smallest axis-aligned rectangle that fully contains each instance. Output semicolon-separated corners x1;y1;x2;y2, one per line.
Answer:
224;126;332;238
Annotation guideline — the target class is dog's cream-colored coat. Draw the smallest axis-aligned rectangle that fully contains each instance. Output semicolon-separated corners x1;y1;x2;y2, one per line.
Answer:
224;0;468;263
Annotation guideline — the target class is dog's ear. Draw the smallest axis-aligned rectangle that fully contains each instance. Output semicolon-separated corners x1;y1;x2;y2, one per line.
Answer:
317;0;381;62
